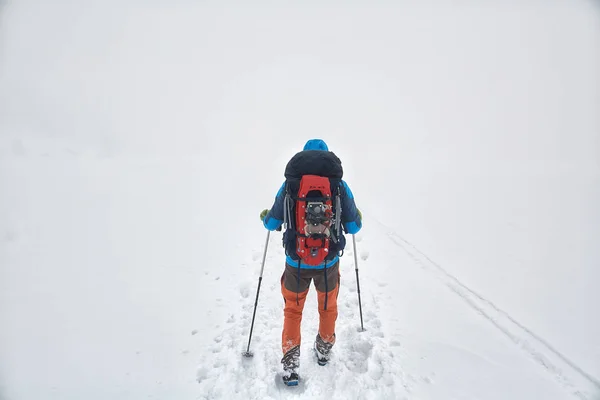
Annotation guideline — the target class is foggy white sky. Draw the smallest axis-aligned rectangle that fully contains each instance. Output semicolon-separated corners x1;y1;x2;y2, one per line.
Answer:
1;1;598;165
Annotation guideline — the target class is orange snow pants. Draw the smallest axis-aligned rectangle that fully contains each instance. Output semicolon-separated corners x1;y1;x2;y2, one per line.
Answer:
281;261;340;355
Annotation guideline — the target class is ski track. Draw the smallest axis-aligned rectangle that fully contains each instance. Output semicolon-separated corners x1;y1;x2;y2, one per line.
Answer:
196;220;599;399
195;238;432;400
375;220;600;400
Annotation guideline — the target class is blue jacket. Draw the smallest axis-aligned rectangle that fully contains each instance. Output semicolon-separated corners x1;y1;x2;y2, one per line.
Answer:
263;140;362;268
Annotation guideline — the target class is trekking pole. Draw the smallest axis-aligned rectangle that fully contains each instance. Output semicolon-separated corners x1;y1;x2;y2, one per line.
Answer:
352;234;365;332
243;230;271;357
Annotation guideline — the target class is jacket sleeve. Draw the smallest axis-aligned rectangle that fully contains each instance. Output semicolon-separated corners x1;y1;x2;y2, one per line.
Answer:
263;182;285;231
340;180;362;234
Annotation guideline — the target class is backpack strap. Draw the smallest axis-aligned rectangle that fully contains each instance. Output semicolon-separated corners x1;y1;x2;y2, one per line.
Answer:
283;190;293;231
334;182;342;245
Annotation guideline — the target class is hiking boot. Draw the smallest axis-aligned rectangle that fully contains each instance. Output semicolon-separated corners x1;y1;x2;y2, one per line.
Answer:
281;345;300;386
314;334;334;365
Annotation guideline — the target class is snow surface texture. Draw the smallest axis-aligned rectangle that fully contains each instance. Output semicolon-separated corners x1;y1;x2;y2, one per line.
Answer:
195;225;599;399
1;1;599;400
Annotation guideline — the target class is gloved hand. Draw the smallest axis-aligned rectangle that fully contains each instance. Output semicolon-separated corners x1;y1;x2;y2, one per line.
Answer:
357;209;363;220
260;209;269;222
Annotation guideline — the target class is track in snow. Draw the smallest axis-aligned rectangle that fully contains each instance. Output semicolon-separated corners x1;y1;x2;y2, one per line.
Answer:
375;219;600;400
195;234;434;400
196;219;599;400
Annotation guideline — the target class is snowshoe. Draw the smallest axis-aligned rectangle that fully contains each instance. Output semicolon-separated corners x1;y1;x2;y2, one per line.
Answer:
282;371;299;386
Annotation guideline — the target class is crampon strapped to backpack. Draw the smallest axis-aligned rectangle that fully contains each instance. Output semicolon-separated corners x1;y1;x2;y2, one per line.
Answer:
282;150;345;266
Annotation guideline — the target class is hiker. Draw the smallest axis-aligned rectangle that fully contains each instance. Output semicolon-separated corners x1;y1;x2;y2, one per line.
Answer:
260;139;362;385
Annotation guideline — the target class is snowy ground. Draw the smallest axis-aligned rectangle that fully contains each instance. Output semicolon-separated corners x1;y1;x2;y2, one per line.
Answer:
197;222;599;400
1;151;598;399
1;1;599;400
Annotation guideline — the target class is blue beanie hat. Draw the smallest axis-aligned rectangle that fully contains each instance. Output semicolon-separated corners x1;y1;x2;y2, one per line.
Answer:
303;139;329;151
